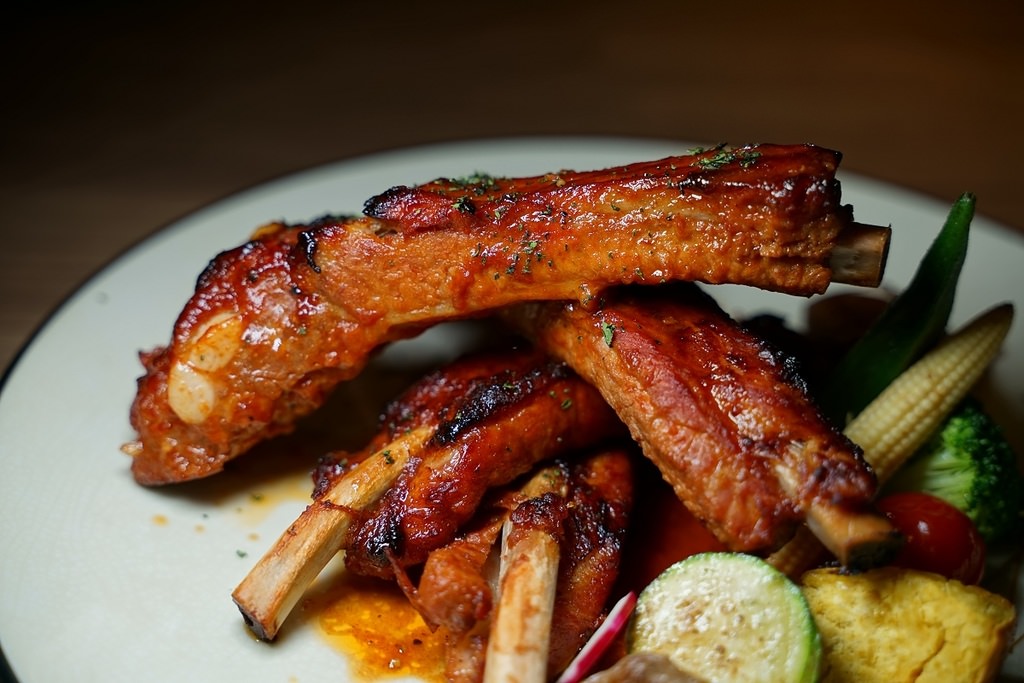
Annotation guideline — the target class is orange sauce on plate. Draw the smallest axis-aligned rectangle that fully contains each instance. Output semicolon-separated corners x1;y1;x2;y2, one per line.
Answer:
311;574;447;682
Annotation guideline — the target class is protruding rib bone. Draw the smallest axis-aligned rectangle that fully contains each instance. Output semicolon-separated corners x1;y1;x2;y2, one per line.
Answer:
830;222;891;287
484;467;569;683
804;500;901;569
231;424;432;641
773;444;899;569
234;350;621;640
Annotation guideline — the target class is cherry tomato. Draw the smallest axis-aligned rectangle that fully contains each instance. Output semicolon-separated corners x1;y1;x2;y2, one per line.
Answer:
876;491;986;584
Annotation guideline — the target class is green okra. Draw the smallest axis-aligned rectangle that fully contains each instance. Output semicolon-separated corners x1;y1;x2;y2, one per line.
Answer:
820;192;975;426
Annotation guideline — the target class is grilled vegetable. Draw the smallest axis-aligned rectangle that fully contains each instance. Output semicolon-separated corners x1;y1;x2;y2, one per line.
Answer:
886;398;1024;543
627;552;821;683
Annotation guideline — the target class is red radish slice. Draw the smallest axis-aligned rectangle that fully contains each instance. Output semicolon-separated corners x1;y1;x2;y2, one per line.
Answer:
556;592;637;683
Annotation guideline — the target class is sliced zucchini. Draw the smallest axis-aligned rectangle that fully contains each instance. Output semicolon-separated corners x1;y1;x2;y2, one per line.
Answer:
627;552;821;683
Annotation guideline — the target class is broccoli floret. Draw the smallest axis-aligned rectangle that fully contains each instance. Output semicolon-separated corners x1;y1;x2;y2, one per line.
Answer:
886;397;1024;543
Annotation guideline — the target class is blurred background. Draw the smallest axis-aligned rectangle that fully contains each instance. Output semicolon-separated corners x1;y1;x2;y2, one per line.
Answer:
2;0;1022;374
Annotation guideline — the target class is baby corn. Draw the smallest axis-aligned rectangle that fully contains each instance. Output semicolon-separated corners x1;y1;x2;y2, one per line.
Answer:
846;302;1013;483
769;302;1015;577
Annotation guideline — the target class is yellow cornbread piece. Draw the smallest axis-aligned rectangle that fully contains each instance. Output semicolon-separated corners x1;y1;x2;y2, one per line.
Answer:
801;567;1016;683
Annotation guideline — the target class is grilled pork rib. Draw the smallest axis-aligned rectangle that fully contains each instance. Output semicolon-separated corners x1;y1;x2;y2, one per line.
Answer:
426;448;634;683
233;349;622;640
545;447;633;676
342;355;625;578
504;284;899;565
410;508;505;634
126;144;879;485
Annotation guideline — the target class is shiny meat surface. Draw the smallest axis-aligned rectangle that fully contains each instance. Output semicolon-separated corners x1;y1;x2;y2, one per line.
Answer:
411;510;504;633
414;448;635;682
547;447;634;675
310;347;570;496
340;352;625;578
504;284;879;554
231;348;622;643
126;144;853;484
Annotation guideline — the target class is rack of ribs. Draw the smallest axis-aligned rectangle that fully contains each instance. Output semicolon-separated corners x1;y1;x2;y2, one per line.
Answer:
232;348;625;641
124;143;889;485
234;283;898;646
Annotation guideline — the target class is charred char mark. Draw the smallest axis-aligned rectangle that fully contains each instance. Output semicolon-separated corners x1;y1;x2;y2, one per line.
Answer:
561;458;633;563
297;230;321;274
430;361;573;447
778;351;810;395
740;313;823;393
509;491;569;538
362;185;409;218
308;214;355;229
430;382;524;447
562;498;627;568
752;334;812;396
363;515;405;569
193;238;262;290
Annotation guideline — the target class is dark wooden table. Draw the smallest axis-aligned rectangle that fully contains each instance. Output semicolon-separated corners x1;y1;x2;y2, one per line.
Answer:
3;0;1022;373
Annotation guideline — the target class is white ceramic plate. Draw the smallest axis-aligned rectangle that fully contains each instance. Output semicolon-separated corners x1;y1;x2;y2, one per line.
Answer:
1;138;1021;682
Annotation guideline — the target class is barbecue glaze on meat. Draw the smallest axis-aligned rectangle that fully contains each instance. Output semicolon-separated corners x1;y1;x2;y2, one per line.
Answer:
126;144;858;485
504;284;888;557
300;352;634;680
545;447;634;675
412;448;635;682
232;348;623;642
340;353;625;578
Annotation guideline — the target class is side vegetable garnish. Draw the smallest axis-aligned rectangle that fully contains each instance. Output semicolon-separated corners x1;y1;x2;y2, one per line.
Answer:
627;553;821;683
841;303;1014;485
820;192;974;426
556;592;637;683
885;398;1024;544
769;303;1014;577
876;491;986;585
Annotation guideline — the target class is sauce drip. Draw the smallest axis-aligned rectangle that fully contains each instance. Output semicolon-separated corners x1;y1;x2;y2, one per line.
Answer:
314;574;447;682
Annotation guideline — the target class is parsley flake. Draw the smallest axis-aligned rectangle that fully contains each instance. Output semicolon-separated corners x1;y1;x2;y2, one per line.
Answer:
452;196;476;214
692;145;762;171
601;321;616;347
